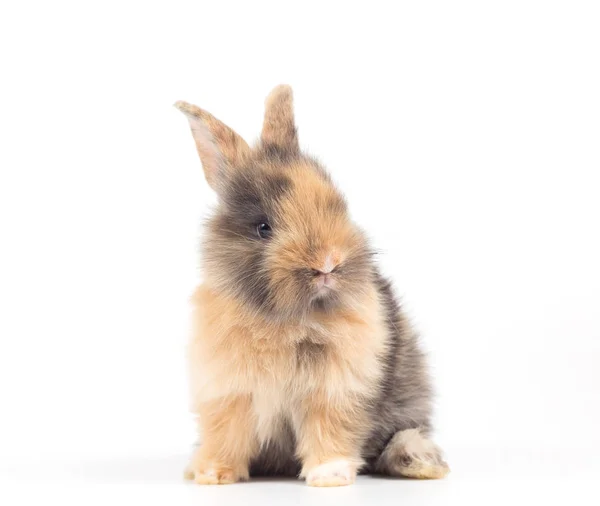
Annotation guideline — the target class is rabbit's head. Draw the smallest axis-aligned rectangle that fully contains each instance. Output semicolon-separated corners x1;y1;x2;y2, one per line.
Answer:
176;86;374;322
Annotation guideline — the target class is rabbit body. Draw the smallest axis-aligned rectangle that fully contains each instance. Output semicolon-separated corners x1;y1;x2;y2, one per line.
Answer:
176;86;449;486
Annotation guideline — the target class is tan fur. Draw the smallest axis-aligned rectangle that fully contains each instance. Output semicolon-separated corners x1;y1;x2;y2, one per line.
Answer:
263;162;363;314
261;84;298;151
174;101;250;189
186;282;388;484
187;395;257;484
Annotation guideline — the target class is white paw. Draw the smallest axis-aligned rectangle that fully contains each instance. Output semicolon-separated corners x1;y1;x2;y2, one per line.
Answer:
306;459;356;487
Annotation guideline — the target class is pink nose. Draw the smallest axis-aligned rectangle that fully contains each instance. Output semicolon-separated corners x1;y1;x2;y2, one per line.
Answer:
311;252;340;290
312;269;335;288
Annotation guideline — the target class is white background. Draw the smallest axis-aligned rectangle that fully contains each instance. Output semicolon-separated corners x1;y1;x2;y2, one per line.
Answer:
1;1;599;504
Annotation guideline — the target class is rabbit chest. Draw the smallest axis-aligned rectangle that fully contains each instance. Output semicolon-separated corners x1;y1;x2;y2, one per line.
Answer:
189;285;388;432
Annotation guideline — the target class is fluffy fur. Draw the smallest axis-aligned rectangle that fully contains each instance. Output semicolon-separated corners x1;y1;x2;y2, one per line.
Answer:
175;85;449;486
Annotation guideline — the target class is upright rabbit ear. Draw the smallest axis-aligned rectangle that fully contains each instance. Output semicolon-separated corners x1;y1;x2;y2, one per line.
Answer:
174;101;250;190
261;85;299;154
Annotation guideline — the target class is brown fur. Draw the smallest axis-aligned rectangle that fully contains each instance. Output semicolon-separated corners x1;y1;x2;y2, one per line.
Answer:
261;85;299;153
174;101;250;189
175;85;449;486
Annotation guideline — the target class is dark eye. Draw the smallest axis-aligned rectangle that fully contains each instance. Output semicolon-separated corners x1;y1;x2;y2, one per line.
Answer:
256;222;272;239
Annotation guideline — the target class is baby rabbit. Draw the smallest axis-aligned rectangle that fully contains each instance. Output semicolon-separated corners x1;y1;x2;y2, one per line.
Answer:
175;85;449;487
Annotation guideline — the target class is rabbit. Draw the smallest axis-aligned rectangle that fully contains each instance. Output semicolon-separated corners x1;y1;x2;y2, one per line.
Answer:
174;85;449;487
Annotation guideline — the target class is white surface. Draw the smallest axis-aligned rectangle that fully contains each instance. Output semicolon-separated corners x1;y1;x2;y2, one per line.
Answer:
1;447;598;505
1;1;599;504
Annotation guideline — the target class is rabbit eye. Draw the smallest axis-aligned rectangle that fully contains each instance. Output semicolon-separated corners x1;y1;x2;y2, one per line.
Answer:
256;222;272;239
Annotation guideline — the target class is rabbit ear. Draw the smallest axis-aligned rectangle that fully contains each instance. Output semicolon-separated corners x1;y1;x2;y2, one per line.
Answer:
174;101;250;189
261;85;299;154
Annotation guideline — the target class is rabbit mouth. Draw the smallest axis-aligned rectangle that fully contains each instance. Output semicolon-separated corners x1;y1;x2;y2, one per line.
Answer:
312;272;337;297
312;278;340;304
314;284;333;298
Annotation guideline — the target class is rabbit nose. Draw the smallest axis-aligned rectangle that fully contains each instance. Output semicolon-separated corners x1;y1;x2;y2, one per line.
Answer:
311;270;334;288
311;253;340;288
